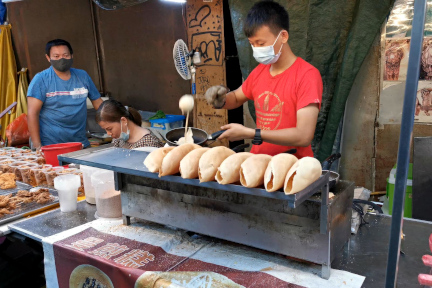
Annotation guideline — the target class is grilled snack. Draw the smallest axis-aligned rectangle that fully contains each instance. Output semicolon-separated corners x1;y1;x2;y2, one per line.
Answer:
216;152;253;185
198;147;235;183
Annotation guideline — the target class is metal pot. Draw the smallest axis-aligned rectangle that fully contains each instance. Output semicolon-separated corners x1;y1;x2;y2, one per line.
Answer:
165;127;225;146
321;153;341;189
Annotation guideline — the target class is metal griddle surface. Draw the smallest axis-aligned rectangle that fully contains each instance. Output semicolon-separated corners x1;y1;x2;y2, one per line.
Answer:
0;182;59;225
59;146;330;208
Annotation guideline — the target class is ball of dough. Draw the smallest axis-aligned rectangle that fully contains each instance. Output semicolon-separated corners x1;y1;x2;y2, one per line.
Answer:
179;95;194;114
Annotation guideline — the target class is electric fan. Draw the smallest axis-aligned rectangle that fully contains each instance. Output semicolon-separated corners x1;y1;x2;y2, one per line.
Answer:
173;39;200;95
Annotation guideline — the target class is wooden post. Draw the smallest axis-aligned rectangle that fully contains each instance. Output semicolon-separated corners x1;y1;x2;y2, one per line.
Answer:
186;0;228;147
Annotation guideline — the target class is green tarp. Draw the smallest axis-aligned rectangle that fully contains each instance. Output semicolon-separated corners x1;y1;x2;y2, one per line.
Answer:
228;0;395;161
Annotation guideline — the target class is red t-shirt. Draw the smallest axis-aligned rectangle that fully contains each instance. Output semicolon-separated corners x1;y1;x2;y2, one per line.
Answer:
241;57;323;158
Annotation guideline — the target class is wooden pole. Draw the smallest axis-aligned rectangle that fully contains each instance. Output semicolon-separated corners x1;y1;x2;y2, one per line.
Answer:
186;0;228;147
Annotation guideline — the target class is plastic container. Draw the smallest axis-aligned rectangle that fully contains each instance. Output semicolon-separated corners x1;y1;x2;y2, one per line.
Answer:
9;161;30;182
23;155;39;163
387;163;413;218
44;166;65;187
57;168;78;175
0;159;16;173
18;163;39;185
41;142;83;166
54;174;81;212
0;156;11;162
74;171;85;197
149;114;185;136
91;170;122;218
80;165;102;204
32;164;53;187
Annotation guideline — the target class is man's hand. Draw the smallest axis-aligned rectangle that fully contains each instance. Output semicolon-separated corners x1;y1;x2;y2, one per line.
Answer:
219;123;254;141
205;85;229;109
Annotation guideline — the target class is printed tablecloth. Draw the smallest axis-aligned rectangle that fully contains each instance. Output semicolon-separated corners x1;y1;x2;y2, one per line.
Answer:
42;219;365;288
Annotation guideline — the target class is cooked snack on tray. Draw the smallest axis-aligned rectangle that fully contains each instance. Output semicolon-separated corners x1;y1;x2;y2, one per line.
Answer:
179;147;210;179
240;154;272;188
0;173;16;190
144;147;175;173
284;157;322;195
145;146;323;194
198;146;235;183
159;144;200;177
264;153;298;192
216;152;252;185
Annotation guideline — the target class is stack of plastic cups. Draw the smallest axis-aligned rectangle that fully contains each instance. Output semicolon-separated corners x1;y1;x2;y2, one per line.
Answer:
54;174;81;212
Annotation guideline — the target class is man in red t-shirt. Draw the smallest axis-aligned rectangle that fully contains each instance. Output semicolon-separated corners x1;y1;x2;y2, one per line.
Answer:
205;0;323;159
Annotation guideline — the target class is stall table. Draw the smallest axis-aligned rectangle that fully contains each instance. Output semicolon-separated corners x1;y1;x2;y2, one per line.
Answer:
5;204;431;287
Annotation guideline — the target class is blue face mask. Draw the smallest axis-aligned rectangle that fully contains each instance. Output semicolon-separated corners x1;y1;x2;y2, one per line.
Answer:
119;121;130;141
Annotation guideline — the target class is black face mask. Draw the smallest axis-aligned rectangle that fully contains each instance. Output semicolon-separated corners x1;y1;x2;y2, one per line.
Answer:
50;58;73;72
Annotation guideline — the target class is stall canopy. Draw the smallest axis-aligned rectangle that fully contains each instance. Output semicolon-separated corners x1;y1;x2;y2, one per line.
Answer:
228;0;395;161
0;24;17;139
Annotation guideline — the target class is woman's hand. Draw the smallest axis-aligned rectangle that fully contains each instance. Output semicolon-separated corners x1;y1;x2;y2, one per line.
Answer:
219;124;254;142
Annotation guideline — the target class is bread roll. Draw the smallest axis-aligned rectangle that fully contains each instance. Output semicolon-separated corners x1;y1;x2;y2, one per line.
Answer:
198;147;235;182
264;153;298;192
180;147;210;179
216;152;253;184
144;147;175;173
239;154;272;188
159;143;201;177
284;157;322;194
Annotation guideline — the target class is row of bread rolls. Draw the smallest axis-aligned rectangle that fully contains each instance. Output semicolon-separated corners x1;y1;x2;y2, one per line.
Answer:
143;144;322;194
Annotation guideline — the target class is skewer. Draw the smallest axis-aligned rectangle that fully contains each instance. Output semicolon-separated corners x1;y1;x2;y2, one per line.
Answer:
185;111;189;135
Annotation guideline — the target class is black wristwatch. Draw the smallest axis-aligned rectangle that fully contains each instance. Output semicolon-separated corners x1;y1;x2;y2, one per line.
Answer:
252;128;263;145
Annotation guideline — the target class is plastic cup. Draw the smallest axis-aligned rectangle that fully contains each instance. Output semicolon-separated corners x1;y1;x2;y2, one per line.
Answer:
80;165;102;205
44;166;64;187
9;161;31;181
57;168;78;175
73;171;85;197
0;159;16;173
0;156;11;162
18;163;39;185
23;155;39;163
91;170;122;219
34;164;53;187
54;174;80;212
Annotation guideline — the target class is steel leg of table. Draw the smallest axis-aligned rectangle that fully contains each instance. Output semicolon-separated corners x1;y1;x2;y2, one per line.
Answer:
122;215;131;225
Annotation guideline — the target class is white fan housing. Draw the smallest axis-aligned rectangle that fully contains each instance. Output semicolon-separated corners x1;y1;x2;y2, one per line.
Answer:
173;39;191;80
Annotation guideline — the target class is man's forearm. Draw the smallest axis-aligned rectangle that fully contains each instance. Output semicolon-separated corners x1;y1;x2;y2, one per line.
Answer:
260;128;314;147
28;113;41;148
223;91;244;110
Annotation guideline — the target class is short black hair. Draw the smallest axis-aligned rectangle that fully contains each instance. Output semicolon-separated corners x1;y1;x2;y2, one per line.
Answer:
45;39;73;56
244;1;289;38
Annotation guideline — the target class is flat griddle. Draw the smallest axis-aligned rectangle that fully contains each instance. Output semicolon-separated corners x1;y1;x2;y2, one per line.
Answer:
0;182;59;226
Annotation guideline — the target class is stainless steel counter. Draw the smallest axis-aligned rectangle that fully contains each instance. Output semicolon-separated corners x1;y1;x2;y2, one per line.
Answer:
8;201;96;242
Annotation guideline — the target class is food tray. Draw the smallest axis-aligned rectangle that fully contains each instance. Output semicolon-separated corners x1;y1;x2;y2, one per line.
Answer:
0;182;59;226
58;147;330;208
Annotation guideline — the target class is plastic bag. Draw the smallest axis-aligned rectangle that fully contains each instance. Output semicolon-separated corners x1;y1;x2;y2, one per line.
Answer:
6;113;30;146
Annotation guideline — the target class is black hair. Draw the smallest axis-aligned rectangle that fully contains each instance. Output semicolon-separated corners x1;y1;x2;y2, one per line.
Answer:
244;1;289;38
45;39;74;56
95;100;142;127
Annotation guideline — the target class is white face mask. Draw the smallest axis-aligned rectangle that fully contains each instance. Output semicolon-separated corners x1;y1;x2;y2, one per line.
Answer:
251;31;284;65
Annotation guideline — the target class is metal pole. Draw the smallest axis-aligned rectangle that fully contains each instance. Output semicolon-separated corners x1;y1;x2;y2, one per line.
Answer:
385;0;427;287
